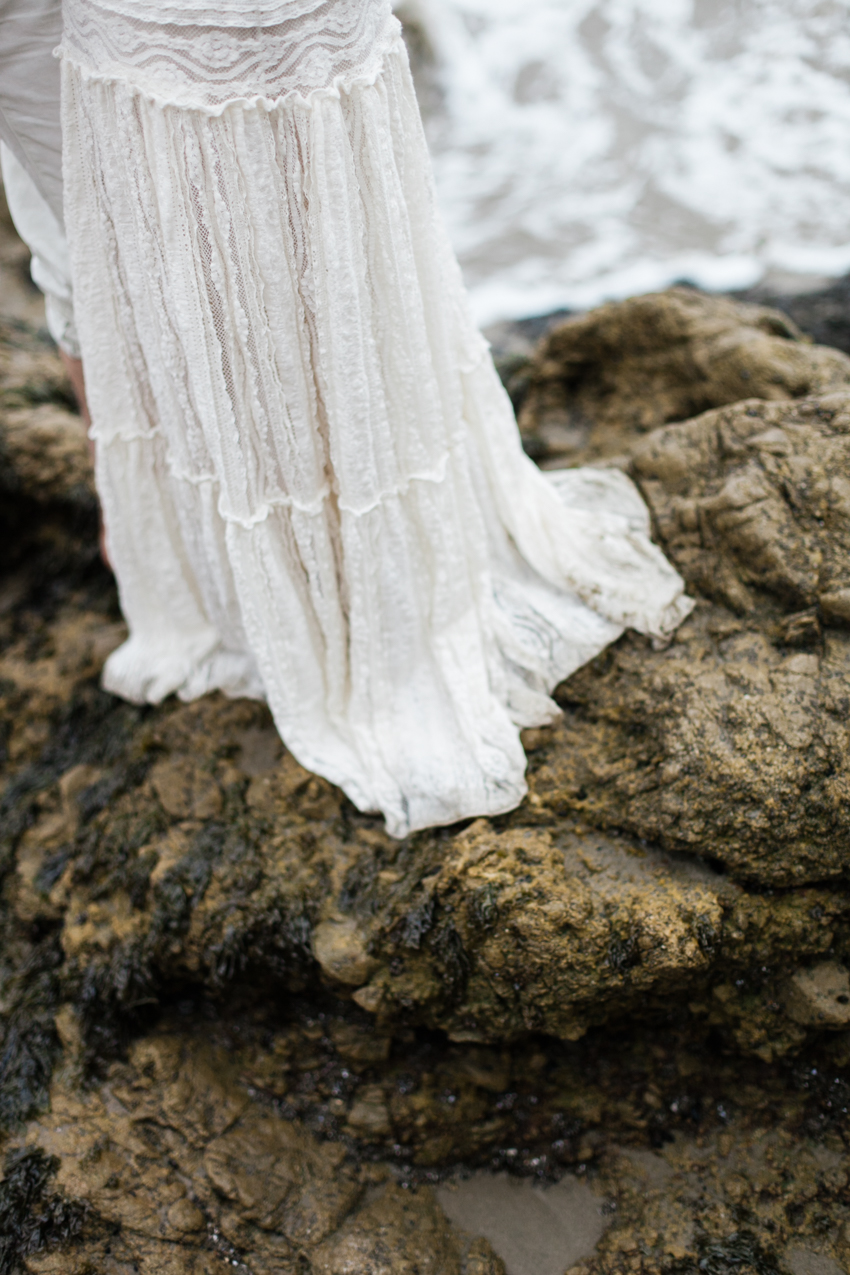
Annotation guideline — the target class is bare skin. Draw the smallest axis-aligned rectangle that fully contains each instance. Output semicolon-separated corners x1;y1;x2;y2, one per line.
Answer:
60;349;110;567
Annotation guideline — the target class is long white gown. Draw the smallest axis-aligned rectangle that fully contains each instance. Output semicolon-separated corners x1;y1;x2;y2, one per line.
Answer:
58;0;692;838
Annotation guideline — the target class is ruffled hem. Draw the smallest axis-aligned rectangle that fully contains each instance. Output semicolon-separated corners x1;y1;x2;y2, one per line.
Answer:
103;632;265;706
64;6;693;838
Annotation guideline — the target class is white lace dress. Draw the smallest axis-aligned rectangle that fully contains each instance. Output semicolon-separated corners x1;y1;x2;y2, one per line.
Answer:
59;0;692;837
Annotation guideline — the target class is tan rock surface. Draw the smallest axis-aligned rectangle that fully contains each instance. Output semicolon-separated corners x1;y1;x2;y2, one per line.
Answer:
631;391;850;617
14;1034;503;1275
783;962;850;1029
517;288;850;465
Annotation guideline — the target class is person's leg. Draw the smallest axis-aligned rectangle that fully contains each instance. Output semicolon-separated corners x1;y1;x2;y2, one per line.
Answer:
58;348;89;428
58;345;110;557
57;347;109;566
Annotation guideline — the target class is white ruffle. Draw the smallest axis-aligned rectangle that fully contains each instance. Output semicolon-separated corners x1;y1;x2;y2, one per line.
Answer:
61;3;692;838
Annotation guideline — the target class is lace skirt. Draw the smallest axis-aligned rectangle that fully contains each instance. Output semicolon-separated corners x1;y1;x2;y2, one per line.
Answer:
60;0;692;837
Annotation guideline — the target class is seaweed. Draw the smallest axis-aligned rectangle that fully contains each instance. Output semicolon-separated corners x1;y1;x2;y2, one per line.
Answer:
0;937;62;1131
672;1230;782;1275
400;894;437;950
0;1147;88;1275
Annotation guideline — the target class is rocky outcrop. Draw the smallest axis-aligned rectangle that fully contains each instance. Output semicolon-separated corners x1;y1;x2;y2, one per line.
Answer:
2;594;848;1079
515;288;850;465
4;293;850;1272
539;391;850;888
6;392;850;1072
571;1117;850;1275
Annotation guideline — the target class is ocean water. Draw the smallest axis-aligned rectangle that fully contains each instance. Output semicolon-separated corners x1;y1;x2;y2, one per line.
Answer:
395;0;850;324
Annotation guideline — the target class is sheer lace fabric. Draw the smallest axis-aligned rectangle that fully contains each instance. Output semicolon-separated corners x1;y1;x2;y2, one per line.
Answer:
62;0;400;106
60;0;692;837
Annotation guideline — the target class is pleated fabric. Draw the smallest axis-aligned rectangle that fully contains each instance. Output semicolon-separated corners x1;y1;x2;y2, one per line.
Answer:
60;0;692;836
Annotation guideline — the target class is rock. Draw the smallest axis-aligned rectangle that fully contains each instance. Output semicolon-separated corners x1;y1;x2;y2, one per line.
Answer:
0;320;96;580
631;392;850;618
2;405;93;506
517;289;850;466
570;1128;850;1275
204;1112;361;1243
783;963;850;1028
7;293;850;1275
522;391;850;887
736;271;850;360
11;998;850;1275
22;679;847;1055
150;756;223;821
531;602;850;886
345;1086;393;1138
328;1021;391;1065
312;918;380;988
10;1034;495;1275
784;1244;846;1275
309;1182;468;1275
2;588;850;1060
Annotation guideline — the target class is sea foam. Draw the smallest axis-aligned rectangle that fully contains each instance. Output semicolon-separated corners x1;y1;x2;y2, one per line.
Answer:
396;0;850;324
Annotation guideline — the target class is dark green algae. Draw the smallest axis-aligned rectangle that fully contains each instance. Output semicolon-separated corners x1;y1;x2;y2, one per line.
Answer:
0;1147;89;1275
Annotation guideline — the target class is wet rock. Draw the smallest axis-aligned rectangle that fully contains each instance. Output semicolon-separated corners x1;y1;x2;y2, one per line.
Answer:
345;1085;393;1138
517;289;850;465
18;674;847;1056
520;391;850;888
12;1033;502;1275
7;292;850;1273
783;962;850;1029
631;391;850;618
310;1181;469;1275
150;756;223;821
312;918;379;988
531;604;850;886
1;586;849;1062
0;1147;88;1275
567;1123;850;1275
11;1001;850;1274
736;270;850;360
0;320;96;580
2;404;92;507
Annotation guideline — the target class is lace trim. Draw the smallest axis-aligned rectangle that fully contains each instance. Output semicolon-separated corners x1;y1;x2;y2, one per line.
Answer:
59;0;400;113
83;1;350;26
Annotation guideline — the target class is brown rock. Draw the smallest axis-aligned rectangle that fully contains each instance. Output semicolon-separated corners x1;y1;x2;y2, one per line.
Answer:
631;393;850;616
310;1182;463;1275
328;1021;392;1065
150;757;222;821
2;405;93;505
345;1086;393;1138
518;289;850;465
312;918;379;987
783;962;850;1028
204;1112;361;1243
16;1036;485;1275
